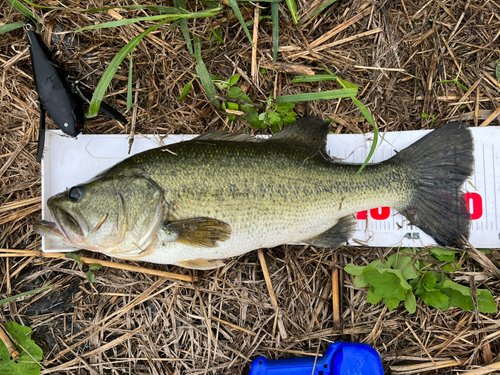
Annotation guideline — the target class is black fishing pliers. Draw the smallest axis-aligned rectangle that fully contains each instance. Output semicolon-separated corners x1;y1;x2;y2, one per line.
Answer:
25;24;127;162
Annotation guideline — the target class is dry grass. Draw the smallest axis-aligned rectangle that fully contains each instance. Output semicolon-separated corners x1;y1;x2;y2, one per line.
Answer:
1;0;500;374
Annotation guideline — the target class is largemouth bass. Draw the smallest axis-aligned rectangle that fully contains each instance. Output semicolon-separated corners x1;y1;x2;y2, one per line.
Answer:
35;117;474;269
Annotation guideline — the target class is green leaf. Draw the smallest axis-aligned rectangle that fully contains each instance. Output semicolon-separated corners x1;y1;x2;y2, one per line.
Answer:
276;88;357;102
352;97;377;176
268;111;282;125
421;271;437;291
437;279;473;311
227;0;255;48
363;268;411;300
404;291;417;313
88;19;170;117
227;87;251;102
416;286;450;310
173;0;193;55
477;289;497;313
65;252;83;264
441;262;461;272
86;271;96;284
496;59;500;83
127;51;133;110
178;80;193;100
353;274;368;288
82;5;182;13
0;322;43;375
284;0;298;24
271;1;279;67
0;22;24;35
88;264;103;271
76;7;221;32
276;102;294;112
366;288;382;304
336;77;358;89
5;0;39;22
228;75;240;87
194;35;219;105
385;297;401;310
75;14;175;32
344;264;365;276
271;123;281;133
299;0;338;26
240;104;262;127
429;247;459;262
291;74;338;83
387;249;418;280
211;27;224;44
367;259;391;270
0;285;53;307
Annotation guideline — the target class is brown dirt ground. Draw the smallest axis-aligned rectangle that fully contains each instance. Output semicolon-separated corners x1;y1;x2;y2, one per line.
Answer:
1;0;500;374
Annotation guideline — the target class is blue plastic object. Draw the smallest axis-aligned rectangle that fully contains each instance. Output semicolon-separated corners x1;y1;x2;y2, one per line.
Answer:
248;342;384;375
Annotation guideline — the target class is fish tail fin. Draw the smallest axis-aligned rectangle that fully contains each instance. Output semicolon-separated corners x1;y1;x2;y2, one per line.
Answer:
391;122;474;247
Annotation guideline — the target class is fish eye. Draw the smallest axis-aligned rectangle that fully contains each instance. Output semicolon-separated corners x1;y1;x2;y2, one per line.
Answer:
68;186;84;202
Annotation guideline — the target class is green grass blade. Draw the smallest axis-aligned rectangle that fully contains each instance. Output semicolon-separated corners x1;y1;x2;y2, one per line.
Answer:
16;0;60;9
75;14;173;32
0;285;53;307
173;0;193;55
179;20;193;54
291;74;339;83
88;19;170;118
352;97;378;176
336;77;358;89
178;79;194;100
194;35;219;106
227;0;254;48
76;7;221;32
276;88;357;102
285;0;298;23
127;51;133;110
299;0;338;25
211;27;224;44
0;21;24;35
83;5;183;13
6;0;39;21
271;2;279;67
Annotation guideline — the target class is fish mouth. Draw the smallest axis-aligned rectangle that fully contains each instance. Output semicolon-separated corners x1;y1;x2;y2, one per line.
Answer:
34;205;85;246
33;219;67;242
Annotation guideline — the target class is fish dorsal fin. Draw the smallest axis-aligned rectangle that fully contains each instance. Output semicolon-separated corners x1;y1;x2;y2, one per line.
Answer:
193;131;264;143
268;116;330;152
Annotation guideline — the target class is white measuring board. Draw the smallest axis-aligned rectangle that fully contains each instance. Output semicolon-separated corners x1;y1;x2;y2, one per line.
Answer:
41;126;500;252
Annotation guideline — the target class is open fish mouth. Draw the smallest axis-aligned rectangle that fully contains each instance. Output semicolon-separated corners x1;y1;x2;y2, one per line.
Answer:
33;219;68;242
34;206;84;246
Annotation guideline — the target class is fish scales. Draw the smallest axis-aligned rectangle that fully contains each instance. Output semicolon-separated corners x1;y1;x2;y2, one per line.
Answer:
35;117;473;269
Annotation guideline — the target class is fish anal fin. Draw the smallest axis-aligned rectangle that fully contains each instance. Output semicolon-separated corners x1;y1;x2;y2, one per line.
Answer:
162;217;231;248
175;259;225;270
268;116;330;152
306;215;356;248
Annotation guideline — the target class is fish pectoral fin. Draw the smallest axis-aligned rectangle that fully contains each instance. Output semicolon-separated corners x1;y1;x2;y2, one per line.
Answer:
175;259;225;270
162;217;231;248
305;215;356;248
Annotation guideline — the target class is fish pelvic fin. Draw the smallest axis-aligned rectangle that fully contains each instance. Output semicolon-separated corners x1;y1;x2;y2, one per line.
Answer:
162;217;231;248
305;215;356;248
391;122;474;247
175;259;225;270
